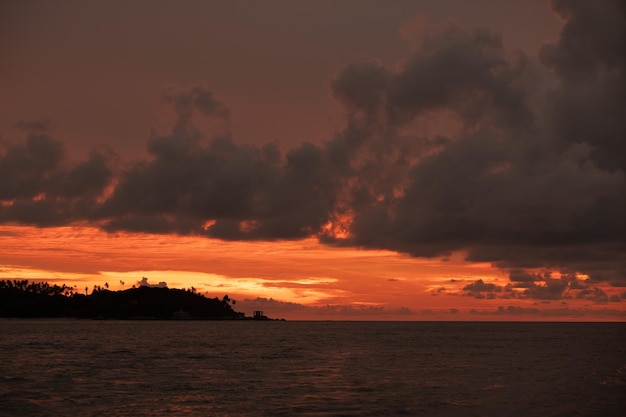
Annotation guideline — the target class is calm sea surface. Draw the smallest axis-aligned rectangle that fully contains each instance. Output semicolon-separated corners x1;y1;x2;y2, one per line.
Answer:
0;320;624;416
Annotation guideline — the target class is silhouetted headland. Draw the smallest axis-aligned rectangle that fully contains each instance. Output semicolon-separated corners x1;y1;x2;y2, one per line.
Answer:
0;280;280;320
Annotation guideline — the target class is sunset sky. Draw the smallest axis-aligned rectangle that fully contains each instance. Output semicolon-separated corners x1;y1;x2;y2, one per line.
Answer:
1;0;624;320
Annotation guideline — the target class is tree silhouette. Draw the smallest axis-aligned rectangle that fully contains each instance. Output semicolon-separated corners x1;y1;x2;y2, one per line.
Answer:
0;279;250;319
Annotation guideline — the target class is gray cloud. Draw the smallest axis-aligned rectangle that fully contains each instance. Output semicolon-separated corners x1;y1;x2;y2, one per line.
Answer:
329;1;625;285
93;85;337;240
470;305;626;319
460;273;624;304
0;1;623;291
540;0;625;171
0;134;64;200
0;132;115;226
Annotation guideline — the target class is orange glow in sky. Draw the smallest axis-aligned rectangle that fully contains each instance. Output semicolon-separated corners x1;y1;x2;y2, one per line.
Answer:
0;1;624;322
1;225;623;320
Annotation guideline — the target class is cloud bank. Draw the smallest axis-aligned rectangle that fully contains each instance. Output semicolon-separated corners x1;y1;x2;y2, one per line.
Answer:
1;1;624;292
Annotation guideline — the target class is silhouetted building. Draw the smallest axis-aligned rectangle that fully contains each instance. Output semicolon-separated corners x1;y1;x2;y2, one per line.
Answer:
253;310;268;320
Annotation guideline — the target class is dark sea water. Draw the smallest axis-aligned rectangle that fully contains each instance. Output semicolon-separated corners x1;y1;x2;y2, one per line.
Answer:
0;320;624;417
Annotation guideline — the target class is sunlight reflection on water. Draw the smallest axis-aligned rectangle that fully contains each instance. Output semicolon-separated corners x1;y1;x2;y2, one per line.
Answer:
0;320;624;416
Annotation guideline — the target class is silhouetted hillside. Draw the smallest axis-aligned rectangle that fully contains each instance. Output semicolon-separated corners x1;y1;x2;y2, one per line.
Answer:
0;280;245;319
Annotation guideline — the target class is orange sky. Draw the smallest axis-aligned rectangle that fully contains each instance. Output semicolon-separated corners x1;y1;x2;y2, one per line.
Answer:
1;225;623;320
1;1;624;321
0;1;561;159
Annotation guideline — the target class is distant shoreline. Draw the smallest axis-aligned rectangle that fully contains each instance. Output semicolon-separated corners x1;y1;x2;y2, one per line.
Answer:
0;279;282;321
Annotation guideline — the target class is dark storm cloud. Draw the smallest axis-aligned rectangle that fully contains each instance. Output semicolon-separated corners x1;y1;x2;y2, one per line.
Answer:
0;134;63;200
520;278;570;301
576;287;610;303
509;269;547;283
540;0;626;171
460;274;623;304
0;1;623;292
327;0;625;288
463;279;499;294
96;85;337;240
0;134;115;225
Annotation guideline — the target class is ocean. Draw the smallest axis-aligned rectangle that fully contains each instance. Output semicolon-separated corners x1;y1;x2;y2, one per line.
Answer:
0;320;624;416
